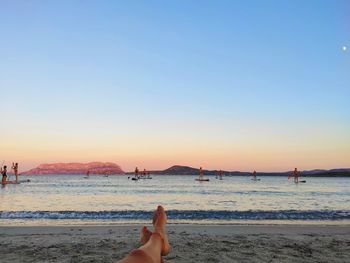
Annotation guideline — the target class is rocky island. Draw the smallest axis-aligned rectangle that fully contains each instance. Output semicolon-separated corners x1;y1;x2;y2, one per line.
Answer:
23;162;124;175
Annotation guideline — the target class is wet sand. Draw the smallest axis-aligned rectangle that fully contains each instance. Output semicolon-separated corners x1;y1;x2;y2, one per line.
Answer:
0;224;349;263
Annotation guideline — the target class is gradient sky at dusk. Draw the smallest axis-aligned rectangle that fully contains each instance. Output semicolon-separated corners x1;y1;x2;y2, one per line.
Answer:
1;0;349;172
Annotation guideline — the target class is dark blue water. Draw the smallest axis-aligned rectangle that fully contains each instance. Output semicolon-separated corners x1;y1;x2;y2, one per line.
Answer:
2;210;350;220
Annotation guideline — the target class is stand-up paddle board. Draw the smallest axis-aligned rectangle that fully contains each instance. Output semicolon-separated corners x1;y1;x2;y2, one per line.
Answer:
195;179;210;182
294;180;306;184
19;179;31;183
1;181;20;185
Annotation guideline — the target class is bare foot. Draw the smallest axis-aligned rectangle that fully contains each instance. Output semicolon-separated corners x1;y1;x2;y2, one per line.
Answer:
140;226;152;245
153;205;171;256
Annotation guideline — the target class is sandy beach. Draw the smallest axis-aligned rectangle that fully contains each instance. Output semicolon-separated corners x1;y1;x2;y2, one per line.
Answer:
1;224;349;263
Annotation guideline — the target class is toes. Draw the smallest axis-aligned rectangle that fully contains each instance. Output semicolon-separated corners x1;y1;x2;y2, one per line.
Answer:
145;228;152;236
142;226;149;234
156;206;167;225
157;205;165;213
140;226;152;244
153;205;164;225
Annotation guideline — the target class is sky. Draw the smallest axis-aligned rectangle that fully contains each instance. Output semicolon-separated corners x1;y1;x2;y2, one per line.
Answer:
0;0;349;172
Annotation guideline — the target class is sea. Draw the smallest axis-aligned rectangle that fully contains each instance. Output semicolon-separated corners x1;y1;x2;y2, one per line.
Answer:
1;175;350;225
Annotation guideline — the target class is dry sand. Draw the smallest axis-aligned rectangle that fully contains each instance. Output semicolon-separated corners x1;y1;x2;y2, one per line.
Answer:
0;224;349;263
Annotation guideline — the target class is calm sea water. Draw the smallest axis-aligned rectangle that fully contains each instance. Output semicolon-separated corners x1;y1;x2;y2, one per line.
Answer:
1;175;350;225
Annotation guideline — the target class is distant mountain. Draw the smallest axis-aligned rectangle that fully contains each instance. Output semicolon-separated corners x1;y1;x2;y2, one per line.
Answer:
142;165;250;176
161;165;201;175
127;165;350;177
23;163;350;177
23;162;124;175
302;168;350;177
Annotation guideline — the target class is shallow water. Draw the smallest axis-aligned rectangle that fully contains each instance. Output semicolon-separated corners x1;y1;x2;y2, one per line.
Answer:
1;175;349;225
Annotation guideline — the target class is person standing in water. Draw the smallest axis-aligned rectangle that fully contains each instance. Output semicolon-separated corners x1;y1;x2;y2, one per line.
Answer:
293;168;300;183
252;170;257;180
1;165;8;183
12;163;19;183
199;167;203;179
135;167;139;179
219;170;224;180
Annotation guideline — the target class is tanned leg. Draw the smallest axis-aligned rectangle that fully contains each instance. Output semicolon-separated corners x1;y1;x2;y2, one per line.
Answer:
117;206;170;263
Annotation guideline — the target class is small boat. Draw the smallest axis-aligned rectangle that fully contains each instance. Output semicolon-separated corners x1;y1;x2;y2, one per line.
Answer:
131;177;138;181
251;178;261;181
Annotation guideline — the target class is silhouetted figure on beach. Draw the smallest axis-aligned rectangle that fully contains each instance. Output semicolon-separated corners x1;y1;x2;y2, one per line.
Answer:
117;205;170;263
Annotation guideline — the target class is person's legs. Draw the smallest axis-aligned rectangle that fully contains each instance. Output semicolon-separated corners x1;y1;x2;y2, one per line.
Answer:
118;233;162;263
152;206;171;256
117;206;170;263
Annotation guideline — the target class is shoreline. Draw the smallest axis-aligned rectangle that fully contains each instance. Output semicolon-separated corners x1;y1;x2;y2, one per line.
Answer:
1;224;349;262
1;223;350;233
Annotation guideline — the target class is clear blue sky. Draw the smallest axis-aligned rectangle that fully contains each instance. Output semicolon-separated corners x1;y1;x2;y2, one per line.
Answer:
0;0;349;171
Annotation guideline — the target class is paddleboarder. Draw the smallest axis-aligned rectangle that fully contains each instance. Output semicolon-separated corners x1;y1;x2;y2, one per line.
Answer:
293;168;299;183
135;167;139;179
1;165;7;183
199;167;203;179
252;170;257;180
12;162;19;183
219;170;224;180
